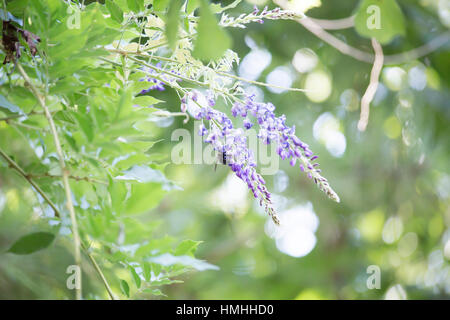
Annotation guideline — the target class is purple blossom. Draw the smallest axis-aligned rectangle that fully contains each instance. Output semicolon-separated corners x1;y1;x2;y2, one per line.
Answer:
139;63;166;93
230;94;340;203
243;118;253;129
194;104;280;225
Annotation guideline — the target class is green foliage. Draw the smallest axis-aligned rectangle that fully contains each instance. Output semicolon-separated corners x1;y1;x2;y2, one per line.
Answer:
193;0;232;60
0;0;448;302
0;0;222;300
354;0;406;44
7;232;55;255
106;0;124;24
166;0;184;49
0;94;22;114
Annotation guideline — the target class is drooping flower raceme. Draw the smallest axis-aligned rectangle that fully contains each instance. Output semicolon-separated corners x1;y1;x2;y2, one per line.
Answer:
230;94;340;203
187;95;280;225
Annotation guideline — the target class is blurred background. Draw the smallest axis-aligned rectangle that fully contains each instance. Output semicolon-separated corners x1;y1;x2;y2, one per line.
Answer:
1;0;449;299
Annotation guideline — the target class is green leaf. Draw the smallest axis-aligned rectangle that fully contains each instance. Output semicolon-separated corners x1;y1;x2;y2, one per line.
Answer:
166;0;184;50
106;0;124;23
152;263;162;276
153;0;171;12
119;279;130;297
210;0;242;13
124;182;166;215
7;232;55;255
128;265;142;289
126;0;141;12
143;262;152;281
73;112;95;142
354;0;406;44
115;165;181;191
133;95;163;107
193;0;232;61
143;288;166;296
174;239;202;256
0;94;23;114
146;253;219;271
186;0;199;14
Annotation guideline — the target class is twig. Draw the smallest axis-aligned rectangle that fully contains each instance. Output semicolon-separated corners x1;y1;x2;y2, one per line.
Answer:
82;244;117;300
30;172;107;185
16;62;82;300
296;16;450;65
107;49;308;93
358;38;384;132
4;119;48;131
308;15;355;30
0;147;60;217
0;110;54;122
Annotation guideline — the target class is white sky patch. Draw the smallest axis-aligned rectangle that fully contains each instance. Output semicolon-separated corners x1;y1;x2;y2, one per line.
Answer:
239;48;272;81
304;70;332;102
273;170;289;193
382;216;403;244
292;48;318;73
210;174;249;214
313;112;346;158
265;202;319;258
266;66;294;94
383;67;407;91
408;64;427;91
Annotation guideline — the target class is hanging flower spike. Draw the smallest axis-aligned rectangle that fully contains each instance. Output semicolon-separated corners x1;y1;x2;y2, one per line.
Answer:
230;94;340;203
191;98;281;225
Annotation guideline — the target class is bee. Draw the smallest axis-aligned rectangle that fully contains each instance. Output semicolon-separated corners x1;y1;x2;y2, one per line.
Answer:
214;151;229;171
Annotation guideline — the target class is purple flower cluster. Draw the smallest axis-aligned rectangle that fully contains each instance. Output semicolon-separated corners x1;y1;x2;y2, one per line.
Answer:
139;63;166;93
186;96;280;224
230;94;340;203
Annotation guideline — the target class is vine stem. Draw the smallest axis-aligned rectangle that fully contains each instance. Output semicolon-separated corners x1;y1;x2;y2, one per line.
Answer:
16;63;82;300
0;147;60;217
358;38;384;132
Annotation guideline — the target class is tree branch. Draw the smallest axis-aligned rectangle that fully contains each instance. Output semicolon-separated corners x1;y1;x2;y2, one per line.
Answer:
16;62;83;300
82;244;117;300
308;15;355;30
297;16;450;65
31;172;107;185
0;147;60;217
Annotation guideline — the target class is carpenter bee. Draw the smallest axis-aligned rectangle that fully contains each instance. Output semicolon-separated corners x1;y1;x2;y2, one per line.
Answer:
214;151;228;171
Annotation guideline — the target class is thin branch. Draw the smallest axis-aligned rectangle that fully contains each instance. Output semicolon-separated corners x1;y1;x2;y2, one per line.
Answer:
30;172;107;185
358;38;384;132
296;16;450;65
308;15;355;30
82;244;117;300
0;110;54;122
108;50;308;93
4;119;48;131
0;147;60;217
16;62;82;300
